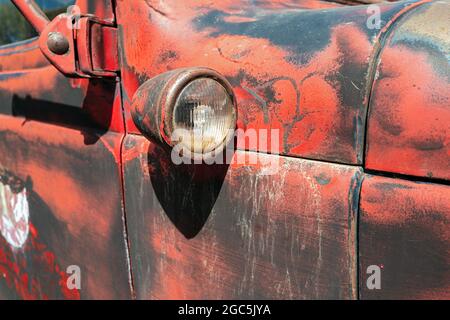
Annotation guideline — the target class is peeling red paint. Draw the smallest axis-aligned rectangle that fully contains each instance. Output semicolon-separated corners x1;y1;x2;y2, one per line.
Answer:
360;175;450;299
122;135;362;299
0;0;448;301
0;222;80;300
366;1;450;180
117;0;428;165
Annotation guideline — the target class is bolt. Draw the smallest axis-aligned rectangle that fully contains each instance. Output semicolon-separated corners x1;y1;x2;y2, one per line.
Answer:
47;32;69;55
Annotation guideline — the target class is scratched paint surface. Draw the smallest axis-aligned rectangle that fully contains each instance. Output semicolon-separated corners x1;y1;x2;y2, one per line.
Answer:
0;0;448;300
123;135;362;299
365;1;450;180
117;0;422;165
0;38;48;72
0;0;131;297
0;167;79;299
0;112;133;298
359;175;450;299
0;116;131;299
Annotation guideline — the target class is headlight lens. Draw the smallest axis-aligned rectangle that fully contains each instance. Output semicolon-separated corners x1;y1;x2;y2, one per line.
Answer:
131;67;237;159
172;78;235;155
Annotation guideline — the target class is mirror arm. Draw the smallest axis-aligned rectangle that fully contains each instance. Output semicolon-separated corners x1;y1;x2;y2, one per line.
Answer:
11;0;50;34
10;0;118;78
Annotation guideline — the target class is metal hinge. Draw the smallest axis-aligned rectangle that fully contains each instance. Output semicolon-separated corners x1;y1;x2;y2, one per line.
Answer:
40;14;119;78
11;0;118;78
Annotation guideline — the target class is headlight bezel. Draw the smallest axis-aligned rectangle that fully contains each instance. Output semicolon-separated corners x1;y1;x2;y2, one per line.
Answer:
131;67;237;160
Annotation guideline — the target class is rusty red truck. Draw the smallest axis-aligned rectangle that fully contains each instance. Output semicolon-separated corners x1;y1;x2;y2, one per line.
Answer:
0;0;448;300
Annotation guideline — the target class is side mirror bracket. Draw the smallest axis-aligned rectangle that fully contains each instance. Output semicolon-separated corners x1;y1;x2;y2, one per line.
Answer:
11;0;118;78
11;0;50;34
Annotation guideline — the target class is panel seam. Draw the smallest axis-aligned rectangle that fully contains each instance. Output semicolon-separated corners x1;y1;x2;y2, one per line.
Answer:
361;0;434;167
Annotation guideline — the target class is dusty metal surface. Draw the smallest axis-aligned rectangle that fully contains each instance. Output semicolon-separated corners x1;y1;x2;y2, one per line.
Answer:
359;174;450;299
365;0;450;180
116;0;425;165
0;0;131;299
0;116;131;299
0;38;49;72
0;0;448;300
122;135;362;299
116;0;449;300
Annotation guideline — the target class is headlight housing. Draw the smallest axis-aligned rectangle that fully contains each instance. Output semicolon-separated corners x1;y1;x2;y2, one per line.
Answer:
131;67;237;159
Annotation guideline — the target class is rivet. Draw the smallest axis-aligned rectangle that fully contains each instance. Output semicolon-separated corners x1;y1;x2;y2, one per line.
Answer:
47;32;69;55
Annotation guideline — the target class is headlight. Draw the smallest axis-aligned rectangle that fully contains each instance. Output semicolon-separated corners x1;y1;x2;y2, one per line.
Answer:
131;67;237;159
172;78;235;154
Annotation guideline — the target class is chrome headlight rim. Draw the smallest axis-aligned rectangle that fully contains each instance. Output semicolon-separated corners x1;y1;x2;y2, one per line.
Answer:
160;68;237;158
